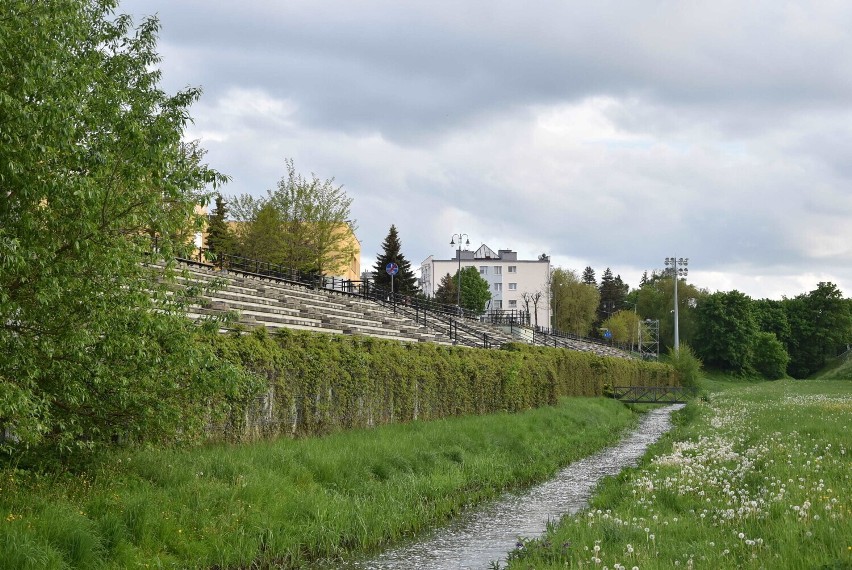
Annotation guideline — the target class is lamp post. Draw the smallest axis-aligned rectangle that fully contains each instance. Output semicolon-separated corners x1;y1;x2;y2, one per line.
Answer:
664;256;689;352
450;233;470;311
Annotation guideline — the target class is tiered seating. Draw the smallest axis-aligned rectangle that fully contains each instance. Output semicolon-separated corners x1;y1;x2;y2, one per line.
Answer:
164;259;635;358
175;262;452;344
532;329;632;359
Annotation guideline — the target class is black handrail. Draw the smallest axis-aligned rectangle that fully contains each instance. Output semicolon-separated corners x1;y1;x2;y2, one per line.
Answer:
178;252;614;352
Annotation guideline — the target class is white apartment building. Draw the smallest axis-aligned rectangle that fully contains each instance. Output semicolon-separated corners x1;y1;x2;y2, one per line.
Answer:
420;244;551;328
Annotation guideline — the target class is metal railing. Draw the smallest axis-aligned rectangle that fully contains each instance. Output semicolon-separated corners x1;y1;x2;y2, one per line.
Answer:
612;385;698;403
178;252;625;353
178;252;498;349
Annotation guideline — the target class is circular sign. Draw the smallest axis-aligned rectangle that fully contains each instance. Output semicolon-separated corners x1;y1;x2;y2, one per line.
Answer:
385;262;399;276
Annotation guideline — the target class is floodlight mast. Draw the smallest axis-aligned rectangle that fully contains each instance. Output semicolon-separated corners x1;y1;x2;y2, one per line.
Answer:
664;256;689;352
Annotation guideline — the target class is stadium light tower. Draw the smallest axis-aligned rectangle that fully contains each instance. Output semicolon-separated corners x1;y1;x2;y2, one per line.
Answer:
450;233;470;310
665;256;689;352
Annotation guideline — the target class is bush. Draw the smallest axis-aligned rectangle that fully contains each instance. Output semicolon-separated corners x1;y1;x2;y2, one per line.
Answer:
751;332;789;379
665;344;702;387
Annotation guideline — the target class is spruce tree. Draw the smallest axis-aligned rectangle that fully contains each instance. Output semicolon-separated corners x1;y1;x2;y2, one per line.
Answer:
582;266;597;286
434;273;458;305
206;193;235;258
598;268;628;323
373;225;418;294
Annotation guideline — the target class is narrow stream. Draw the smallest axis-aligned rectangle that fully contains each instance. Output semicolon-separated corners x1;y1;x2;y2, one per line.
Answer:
318;404;682;570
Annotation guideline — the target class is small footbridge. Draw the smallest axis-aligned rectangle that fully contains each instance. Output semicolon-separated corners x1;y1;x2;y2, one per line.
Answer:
612;385;698;404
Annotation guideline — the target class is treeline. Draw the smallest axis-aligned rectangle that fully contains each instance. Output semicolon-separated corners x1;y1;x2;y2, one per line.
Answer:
551;266;851;379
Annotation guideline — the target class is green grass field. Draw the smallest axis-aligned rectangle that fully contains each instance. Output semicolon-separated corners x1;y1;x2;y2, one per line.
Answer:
505;375;852;569
1;397;637;569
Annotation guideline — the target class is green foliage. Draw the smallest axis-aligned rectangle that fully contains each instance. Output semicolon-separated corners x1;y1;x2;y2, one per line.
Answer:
372;225;418;294
597;268;628;324
783;282;852;378
206;331;678;440
233;202;285;264
434;272;458;306
550;268;599;335
453;266;491;313
693;290;757;373
602;310;643;347
0;0;249;458
205;193;236;258
230;158;357;276
664;344;702;387
751;331;789;379
752;298;791;347
636;271;705;352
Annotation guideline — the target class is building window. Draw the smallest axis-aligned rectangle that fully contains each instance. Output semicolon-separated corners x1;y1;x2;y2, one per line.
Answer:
508;266;517;273
508;283;517;290
508;300;517;308
494;283;502;292
479;266;488;275
494;266;502;275
493;300;502;309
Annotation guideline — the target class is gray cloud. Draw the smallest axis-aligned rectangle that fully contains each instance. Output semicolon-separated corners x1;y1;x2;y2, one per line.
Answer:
121;0;852;298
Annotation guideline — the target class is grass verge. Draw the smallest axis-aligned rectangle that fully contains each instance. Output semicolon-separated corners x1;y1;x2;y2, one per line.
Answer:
1;397;637;569
505;377;852;569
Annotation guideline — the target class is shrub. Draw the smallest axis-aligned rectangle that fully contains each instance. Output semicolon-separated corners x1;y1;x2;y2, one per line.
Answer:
751;331;789;379
665;344;702;387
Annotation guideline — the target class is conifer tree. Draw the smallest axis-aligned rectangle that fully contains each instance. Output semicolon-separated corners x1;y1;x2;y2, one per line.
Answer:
598;268;628;323
435;273;458;305
206;193;235;258
582;266;597;286
372;225;418;294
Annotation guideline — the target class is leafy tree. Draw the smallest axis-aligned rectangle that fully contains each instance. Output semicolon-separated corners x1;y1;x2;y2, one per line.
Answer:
752;332;789;379
0;0;253;457
453;266;491;313
372;225;418;294
206;193;236;258
582;266;597;286
237;203;286;264
550;268;599;336
602;310;644;349
784;282;852;377
434;273;458;306
752;298;791;347
693;290;758;373
231;159;357;276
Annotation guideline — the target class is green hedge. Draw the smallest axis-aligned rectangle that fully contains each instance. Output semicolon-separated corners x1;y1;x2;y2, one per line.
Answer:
208;329;678;440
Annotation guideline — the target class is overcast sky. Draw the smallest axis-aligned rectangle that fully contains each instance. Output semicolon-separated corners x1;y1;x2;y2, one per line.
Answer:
121;0;852;300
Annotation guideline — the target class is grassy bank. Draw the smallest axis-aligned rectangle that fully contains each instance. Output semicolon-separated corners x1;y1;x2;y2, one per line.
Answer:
506;378;852;569
1;397;637;569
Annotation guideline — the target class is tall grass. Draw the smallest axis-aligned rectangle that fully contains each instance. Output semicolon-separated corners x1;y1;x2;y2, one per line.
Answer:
0;397;637;569
505;378;852;569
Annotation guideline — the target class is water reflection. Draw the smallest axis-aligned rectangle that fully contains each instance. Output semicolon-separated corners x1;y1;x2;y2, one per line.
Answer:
318;405;681;570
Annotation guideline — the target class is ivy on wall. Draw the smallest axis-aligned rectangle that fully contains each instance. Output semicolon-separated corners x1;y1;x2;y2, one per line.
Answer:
208;329;678;440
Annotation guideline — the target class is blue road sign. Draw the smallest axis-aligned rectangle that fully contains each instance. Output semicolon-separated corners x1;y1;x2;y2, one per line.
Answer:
386;262;399;276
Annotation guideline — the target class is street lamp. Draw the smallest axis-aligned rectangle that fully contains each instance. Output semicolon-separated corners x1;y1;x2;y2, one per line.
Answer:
450;233;470;311
664;256;689;352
